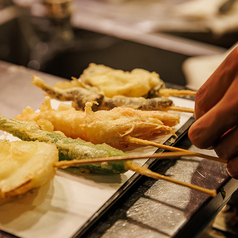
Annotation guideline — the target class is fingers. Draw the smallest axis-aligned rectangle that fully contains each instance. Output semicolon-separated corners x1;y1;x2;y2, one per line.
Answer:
188;75;238;149
227;157;238;179
214;126;238;160
194;46;238;120
214;127;238;179
188;46;238;179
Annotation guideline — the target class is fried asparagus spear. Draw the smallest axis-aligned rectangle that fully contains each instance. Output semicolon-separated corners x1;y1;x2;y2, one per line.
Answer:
0;114;128;174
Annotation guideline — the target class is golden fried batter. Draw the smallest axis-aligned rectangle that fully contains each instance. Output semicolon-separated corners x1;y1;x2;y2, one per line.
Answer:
0;140;58;198
80;63;165;98
15;97;180;148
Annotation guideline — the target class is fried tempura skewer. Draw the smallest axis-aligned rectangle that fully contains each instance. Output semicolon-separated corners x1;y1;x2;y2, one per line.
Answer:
54;151;217;197
14;96;180;148
79;63;166;98
80;63;197;98
0;115;217;197
0;138;216;198
54;151;203;167
31;75;194;113
124;136;227;164
0;114;128;174
54;151;197;167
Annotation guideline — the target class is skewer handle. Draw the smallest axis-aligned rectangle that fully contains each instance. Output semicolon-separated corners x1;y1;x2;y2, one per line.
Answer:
54;151;197;168
54;151;217;197
166;106;194;113
127;163;217;197
125;136;227;164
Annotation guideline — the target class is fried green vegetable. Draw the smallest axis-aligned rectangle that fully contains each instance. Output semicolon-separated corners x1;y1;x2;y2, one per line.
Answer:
32;75;174;111
0;114;128;174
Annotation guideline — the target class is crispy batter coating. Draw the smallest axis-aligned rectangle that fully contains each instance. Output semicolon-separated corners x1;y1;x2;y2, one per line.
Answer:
32;75;174;111
98;95;174;111
14;97;180;148
0;114;128;174
0;140;58;198
80;63;165;98
32;75;104;111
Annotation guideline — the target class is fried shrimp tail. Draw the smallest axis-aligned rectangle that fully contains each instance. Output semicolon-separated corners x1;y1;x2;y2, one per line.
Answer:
14;97;180;148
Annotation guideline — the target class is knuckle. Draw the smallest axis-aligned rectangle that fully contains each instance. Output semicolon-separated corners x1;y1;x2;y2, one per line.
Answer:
214;145;228;160
188;124;209;149
227;156;238;179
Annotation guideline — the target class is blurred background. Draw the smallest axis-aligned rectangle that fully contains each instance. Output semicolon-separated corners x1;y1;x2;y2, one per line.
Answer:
0;0;237;89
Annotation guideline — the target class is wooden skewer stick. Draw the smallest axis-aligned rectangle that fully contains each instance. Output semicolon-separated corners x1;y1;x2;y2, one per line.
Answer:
54;151;217;197
165;106;194;113
159;88;197;97
54;151;197;168
127;163;217;197
124;136;227;164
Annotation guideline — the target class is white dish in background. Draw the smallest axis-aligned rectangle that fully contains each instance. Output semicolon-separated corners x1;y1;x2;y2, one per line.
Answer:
183;43;238;91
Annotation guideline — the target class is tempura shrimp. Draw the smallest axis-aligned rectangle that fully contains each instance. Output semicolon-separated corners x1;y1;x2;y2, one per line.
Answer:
14;97;180;148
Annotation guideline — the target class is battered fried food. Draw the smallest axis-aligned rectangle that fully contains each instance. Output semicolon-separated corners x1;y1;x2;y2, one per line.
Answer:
14;96;180;148
80;63;165;98
0;114;128;174
0;116;217;197
32;75;191;112
98;95;173;111
0;139;58;198
32;75;105;111
36;64;196;101
80;63;196;98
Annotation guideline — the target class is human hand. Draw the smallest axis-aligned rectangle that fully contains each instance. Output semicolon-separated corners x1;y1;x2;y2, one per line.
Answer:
188;46;238;178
